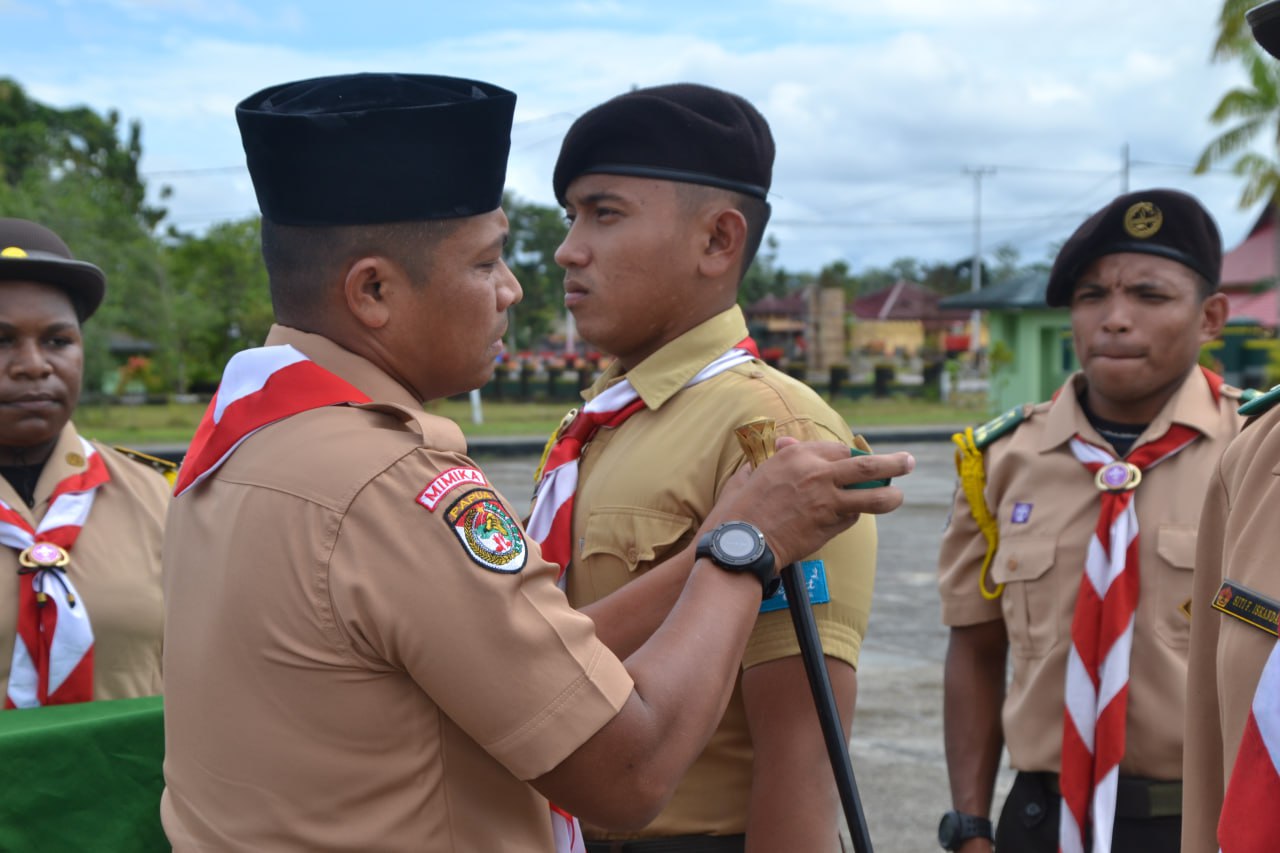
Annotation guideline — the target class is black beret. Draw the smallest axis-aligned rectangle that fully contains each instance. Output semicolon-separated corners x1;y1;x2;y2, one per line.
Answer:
0;218;105;321
553;83;774;204
1045;188;1221;308
236;73;516;226
1250;0;1280;59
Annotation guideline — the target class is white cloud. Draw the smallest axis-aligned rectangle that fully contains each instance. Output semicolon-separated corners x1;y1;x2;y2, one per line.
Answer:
4;1;1266;274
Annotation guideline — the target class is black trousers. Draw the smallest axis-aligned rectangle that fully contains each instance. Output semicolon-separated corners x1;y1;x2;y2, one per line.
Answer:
995;771;1180;852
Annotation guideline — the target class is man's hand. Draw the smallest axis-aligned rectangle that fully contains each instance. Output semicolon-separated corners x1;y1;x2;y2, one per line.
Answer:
710;438;911;569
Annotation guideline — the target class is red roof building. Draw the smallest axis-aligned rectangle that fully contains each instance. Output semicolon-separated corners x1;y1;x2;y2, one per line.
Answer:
1221;207;1278;328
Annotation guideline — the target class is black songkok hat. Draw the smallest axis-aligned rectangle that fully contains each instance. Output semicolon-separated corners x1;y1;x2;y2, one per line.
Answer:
1045;188;1222;308
0;218;105;321
553;83;774;204
1249;0;1280;59
236;73;516;225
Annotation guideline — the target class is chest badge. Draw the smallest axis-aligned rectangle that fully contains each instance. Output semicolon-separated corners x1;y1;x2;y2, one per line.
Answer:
445;488;527;573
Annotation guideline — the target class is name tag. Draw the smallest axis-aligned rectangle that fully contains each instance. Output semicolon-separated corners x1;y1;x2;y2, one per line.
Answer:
760;559;831;613
1212;579;1280;637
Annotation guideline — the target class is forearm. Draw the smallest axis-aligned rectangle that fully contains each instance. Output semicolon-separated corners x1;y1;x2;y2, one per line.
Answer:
580;545;695;659
534;558;762;827
943;621;1008;817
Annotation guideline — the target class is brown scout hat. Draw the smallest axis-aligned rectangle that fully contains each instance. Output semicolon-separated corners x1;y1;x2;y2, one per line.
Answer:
0;218;106;321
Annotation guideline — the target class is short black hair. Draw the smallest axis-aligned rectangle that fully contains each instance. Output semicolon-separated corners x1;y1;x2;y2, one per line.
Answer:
675;184;772;282
259;218;460;327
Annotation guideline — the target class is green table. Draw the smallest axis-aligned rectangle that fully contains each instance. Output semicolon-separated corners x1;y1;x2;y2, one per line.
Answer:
0;695;167;851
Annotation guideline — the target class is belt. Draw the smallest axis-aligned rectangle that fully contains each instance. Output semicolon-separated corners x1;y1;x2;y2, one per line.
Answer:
584;835;746;853
1037;772;1182;818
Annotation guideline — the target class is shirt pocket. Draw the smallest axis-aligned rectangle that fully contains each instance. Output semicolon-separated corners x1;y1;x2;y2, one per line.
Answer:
990;537;1059;659
581;507;695;575
1153;524;1197;649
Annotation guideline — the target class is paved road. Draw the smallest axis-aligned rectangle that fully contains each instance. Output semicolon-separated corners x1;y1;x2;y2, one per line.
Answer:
476;440;1013;852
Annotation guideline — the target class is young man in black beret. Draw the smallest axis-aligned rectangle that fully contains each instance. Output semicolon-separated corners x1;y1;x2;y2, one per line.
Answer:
937;189;1240;853
160;72;911;852
533;83;880;852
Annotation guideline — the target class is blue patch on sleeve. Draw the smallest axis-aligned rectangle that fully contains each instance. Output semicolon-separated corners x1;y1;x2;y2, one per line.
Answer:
759;559;831;613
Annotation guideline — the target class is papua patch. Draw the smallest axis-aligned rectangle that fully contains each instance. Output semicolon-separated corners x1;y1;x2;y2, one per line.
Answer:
1212;579;1280;637
418;466;489;512
445;488;527;573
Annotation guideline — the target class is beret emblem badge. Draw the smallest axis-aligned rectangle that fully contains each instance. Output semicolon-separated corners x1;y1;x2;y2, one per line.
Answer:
1123;201;1163;239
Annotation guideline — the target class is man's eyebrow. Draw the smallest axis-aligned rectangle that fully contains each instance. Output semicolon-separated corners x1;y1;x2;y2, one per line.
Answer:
576;191;629;206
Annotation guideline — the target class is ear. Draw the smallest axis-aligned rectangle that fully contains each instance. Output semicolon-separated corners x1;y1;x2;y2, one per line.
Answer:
1199;291;1229;343
697;207;748;280
342;256;397;330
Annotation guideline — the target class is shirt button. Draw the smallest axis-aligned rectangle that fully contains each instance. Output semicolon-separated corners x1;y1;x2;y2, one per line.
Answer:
1007;558;1018;572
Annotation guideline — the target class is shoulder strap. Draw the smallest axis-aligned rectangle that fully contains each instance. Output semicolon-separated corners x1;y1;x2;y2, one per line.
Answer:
112;446;179;486
1238;384;1279;417
951;404;1031;601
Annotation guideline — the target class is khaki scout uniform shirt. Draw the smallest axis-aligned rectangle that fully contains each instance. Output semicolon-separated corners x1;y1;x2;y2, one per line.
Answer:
0;422;169;701
1182;402;1280;851
566;306;878;839
161;325;634;852
938;367;1243;780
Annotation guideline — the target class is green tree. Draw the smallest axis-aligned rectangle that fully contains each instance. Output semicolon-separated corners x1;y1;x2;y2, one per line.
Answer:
162;219;272;392
503;192;568;352
1196;42;1280;210
739;235;789;306
0;79;169;392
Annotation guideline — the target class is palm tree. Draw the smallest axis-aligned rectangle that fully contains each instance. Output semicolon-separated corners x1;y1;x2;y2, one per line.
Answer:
1199;3;1280;333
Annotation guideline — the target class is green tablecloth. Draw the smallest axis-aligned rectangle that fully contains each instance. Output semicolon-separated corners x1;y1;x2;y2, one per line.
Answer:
0;695;167;851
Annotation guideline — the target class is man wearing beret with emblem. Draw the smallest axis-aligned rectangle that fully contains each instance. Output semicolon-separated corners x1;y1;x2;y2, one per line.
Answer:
0;218;171;711
937;188;1243;852
160;73;912;852
534;83;882;852
1182;5;1280;851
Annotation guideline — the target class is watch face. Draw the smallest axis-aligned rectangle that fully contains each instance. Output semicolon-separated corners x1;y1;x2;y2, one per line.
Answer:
717;524;761;560
937;812;958;846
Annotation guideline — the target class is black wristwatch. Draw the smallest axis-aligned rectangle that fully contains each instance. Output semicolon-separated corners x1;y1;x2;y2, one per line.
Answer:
937;811;993;850
695;521;781;599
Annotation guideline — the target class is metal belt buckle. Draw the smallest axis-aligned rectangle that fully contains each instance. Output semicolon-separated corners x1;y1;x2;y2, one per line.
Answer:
1095;460;1142;492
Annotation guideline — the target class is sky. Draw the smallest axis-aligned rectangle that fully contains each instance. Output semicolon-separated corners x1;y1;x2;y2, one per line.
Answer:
1;0;1269;278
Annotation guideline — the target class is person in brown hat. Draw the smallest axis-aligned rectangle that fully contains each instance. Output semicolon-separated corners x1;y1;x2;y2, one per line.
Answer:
533;82;886;853
937;189;1241;853
0;217;171;711
1181;4;1280;850
158;73;912;852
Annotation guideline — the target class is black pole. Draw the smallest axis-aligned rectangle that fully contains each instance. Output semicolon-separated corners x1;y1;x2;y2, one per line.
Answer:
780;562;874;853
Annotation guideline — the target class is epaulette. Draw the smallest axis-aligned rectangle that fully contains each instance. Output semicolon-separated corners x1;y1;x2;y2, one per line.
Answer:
113;446;179;486
969;403;1031;450
1238;384;1279;417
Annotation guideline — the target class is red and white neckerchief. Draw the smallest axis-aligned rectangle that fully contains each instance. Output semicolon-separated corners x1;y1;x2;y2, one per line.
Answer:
1218;637;1280;852
1059;423;1201;853
525;338;757;851
172;345;370;497
4;436;109;709
527;338;759;583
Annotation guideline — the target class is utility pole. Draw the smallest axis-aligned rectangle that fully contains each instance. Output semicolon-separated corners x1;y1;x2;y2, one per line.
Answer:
1121;142;1130;194
965;166;996;353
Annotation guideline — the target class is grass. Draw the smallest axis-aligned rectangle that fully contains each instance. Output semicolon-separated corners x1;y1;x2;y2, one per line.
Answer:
71;392;991;448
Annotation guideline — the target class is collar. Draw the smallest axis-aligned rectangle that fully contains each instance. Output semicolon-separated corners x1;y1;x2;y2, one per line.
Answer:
0;423;90;526
1039;364;1220;455
585;306;751;410
264;324;466;452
